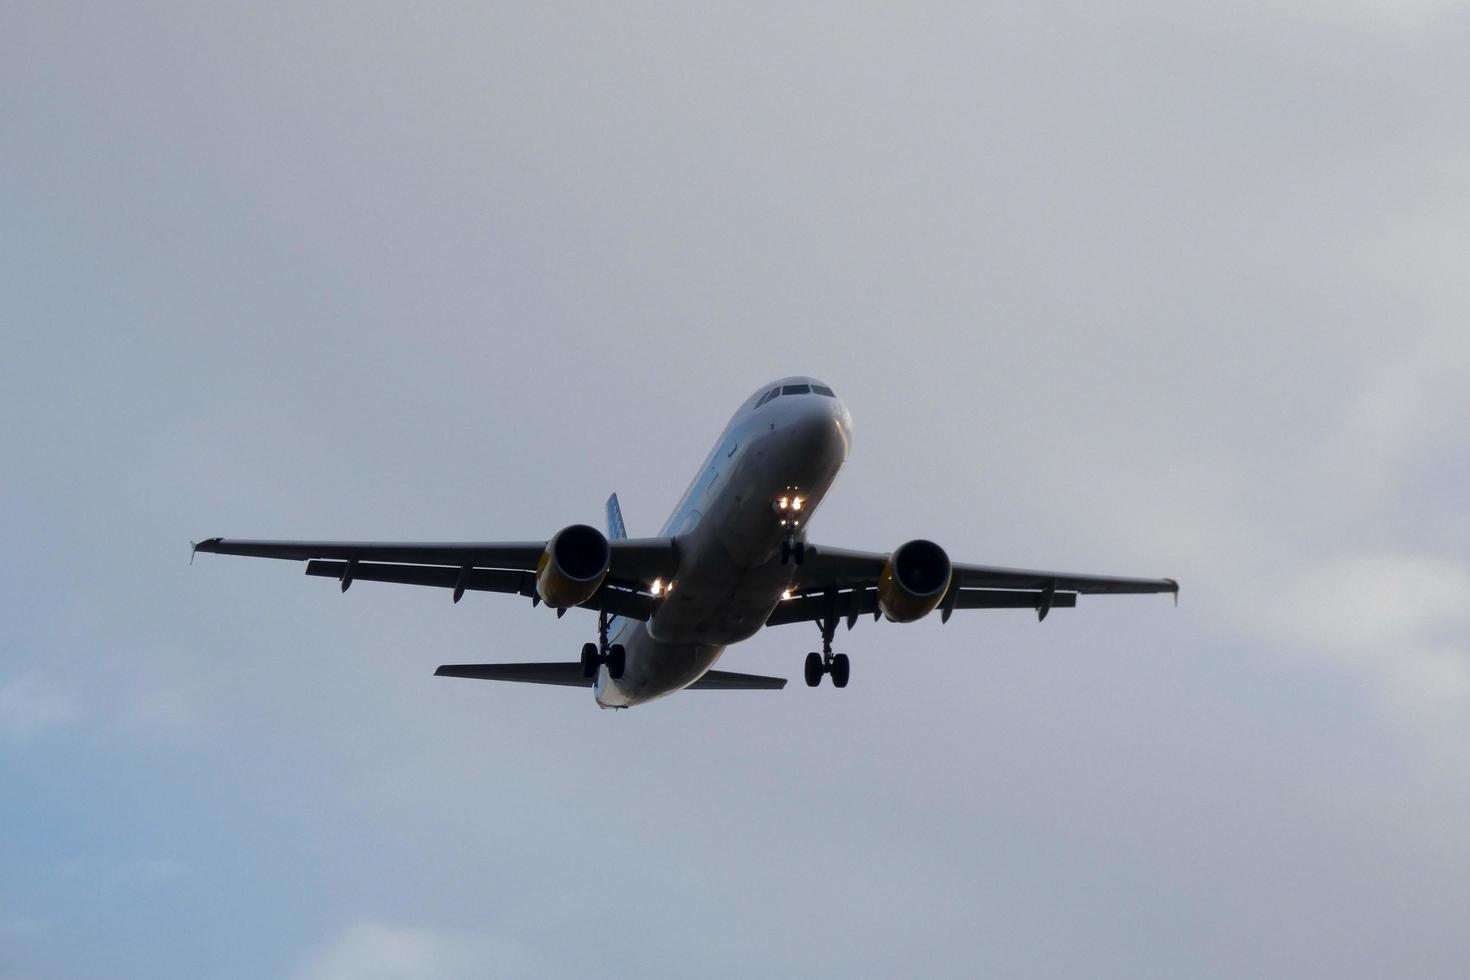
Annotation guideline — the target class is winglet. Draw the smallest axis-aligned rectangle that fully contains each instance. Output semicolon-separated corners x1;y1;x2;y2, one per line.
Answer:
1166;578;1179;606
190;541;197;565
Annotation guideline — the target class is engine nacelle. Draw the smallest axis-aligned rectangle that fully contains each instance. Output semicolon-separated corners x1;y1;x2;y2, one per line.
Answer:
877;539;953;622
536;524;611;608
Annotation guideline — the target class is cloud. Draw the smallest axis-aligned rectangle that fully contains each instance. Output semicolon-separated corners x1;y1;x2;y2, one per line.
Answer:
294;922;544;980
1271;554;1470;710
0;674;81;743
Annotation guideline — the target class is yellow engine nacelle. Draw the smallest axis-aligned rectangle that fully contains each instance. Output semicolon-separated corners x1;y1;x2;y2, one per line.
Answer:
877;539;953;622
536;524;611;608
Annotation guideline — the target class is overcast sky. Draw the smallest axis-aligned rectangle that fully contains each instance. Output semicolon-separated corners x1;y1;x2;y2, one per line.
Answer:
3;3;1468;978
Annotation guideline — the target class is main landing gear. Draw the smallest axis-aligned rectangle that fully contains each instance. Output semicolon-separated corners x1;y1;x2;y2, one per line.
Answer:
803;615;849;688
581;611;626;680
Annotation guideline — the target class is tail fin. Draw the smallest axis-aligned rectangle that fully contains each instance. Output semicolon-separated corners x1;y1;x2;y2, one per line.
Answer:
606;493;627;540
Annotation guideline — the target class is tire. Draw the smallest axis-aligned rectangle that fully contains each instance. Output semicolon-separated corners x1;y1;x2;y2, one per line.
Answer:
580;642;599;678
804;651;823;687
780;540;791;565
607;644;627;680
794;541;806;565
830;653;850;688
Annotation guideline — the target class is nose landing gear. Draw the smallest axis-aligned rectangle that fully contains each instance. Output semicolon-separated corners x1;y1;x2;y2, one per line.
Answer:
776;490;806;565
803;614;849;688
582;611;626;680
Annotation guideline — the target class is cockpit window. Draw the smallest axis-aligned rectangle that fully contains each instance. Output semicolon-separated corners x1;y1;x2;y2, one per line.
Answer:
781;383;811;395
812;385;835;397
755;387;780;408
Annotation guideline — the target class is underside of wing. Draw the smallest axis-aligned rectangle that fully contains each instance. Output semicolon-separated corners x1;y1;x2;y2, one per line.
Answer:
777;541;1176;627
951;562;1178;595
192;535;676;621
766;586;1077;627
193;538;548;567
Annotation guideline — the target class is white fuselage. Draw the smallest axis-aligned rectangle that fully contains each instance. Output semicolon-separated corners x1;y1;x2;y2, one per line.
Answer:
595;377;852;707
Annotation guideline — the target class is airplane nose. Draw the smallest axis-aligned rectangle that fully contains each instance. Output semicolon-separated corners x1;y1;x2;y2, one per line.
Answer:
784;405;849;468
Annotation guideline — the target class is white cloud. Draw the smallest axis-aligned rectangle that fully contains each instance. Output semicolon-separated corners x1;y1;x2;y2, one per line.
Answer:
1272;554;1470;710
0;674;81;742
294;922;544;980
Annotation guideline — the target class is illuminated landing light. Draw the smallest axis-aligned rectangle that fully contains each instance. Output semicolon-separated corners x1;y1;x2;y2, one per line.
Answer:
778;496;790;510
650;578;664;596
791;496;804;511
781;589;793;601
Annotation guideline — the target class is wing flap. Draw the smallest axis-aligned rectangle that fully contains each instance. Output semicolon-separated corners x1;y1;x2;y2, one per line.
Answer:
306;560;530;595
305;560;657;620
954;563;1177;595
765;587;1077;626
953;589;1078;610
792;543;1177;599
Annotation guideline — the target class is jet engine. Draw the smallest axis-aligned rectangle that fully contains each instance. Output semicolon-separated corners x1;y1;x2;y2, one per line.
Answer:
536;524;611;608
877;539;953;622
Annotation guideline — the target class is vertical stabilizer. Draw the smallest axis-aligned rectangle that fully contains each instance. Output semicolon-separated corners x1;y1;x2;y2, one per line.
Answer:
605;493;627;540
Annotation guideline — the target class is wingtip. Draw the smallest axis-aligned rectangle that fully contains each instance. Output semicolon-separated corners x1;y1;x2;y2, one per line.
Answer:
1166;577;1180;606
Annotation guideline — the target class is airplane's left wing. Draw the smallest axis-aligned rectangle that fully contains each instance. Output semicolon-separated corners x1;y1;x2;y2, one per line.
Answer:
770;542;1176;627
192;536;677;621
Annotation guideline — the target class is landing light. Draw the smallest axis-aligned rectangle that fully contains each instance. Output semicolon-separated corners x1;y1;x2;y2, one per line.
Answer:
781;589;793;601
651;578;664;596
778;496;789;510
791;496;803;511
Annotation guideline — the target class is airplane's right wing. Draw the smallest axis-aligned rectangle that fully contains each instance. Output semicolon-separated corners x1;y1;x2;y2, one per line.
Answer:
192;535;678;621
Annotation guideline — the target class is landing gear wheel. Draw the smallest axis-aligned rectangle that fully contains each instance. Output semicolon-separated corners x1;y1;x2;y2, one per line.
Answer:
607;644;627;680
806;614;848;689
580;642;599;679
804;651;823;687
780;538;806;566
830;653;850;688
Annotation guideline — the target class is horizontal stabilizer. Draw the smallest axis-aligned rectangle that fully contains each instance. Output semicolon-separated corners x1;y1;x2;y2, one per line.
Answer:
435;663;591;687
434;664;786;691
688;669;786;690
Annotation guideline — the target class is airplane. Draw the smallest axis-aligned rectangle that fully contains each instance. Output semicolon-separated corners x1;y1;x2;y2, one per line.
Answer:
193;376;1178;708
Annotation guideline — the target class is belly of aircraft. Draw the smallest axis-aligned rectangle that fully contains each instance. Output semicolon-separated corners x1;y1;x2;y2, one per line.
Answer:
595;626;724;708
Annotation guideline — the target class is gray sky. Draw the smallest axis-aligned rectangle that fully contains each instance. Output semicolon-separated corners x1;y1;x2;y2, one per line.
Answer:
3;3;1468;977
